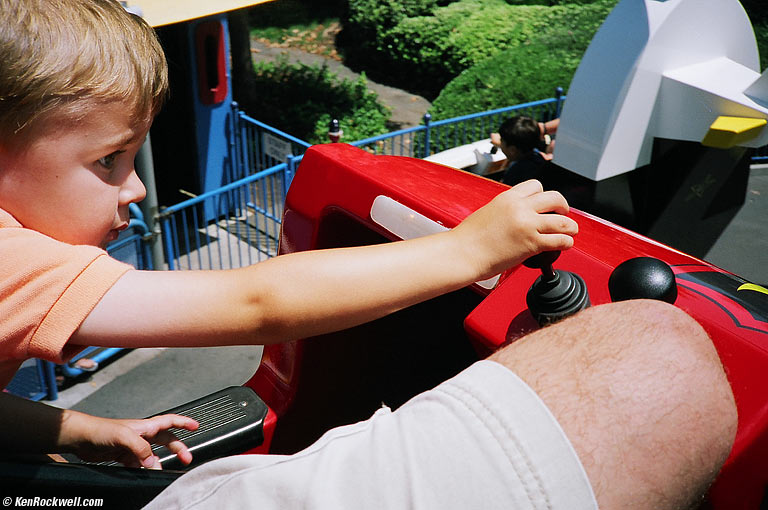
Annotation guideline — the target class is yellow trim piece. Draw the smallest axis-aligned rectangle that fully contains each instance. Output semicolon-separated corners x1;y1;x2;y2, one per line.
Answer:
701;116;767;149
737;283;768;296
126;0;275;27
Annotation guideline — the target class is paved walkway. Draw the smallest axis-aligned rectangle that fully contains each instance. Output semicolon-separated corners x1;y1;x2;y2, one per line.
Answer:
705;163;768;285
250;40;432;130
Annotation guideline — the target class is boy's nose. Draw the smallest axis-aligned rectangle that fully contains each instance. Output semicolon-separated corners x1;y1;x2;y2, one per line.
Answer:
119;168;147;205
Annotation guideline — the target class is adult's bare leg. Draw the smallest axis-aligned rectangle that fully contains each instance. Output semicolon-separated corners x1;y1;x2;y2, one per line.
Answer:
489;299;737;510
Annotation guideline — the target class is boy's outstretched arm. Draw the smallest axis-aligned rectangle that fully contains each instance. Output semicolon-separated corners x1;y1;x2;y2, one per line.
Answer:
73;180;577;348
0;392;198;468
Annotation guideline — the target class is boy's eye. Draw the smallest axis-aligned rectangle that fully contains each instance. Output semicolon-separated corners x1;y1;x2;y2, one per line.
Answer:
98;152;121;170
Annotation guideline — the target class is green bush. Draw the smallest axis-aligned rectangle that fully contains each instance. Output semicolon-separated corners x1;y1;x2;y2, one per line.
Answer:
754;21;768;71
343;0;460;35
245;58;390;144
429;0;612;119
338;0;615;99
429;47;570;119
336;0;453;97
505;0;607;4
743;0;768;25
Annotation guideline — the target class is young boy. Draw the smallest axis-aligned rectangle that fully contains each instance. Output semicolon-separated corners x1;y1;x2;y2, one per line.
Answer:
0;2;739;508
490;116;559;186
0;0;577;468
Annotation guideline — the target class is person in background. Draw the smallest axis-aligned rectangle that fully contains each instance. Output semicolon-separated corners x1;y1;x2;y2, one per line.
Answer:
491;116;559;185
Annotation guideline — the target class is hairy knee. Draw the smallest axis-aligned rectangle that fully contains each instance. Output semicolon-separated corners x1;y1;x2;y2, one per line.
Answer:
492;299;737;509
575;300;736;446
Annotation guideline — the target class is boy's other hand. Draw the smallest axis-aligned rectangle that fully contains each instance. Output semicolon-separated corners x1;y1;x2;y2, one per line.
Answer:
454;179;578;280
59;411;199;469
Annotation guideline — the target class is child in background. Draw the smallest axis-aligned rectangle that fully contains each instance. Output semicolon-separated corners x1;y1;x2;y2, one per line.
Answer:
490;115;559;186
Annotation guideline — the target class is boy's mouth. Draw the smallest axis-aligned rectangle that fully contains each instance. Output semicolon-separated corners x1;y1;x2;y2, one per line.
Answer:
104;223;129;245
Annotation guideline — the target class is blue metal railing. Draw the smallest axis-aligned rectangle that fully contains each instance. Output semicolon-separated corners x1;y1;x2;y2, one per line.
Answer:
228;103;312;184
159;161;299;271
753;145;768;163
157;91;569;272
350;89;565;158
5;359;57;402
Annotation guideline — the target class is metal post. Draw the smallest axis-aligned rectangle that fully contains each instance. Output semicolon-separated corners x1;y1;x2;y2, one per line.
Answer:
423;113;432;158
229;101;240;183
555;87;564;118
284;155;295;199
328;118;342;143
160;216;177;271
42;361;58;401
135;134;166;270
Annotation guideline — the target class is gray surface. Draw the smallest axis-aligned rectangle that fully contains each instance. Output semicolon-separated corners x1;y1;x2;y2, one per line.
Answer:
704;164;768;285
58;346;262;418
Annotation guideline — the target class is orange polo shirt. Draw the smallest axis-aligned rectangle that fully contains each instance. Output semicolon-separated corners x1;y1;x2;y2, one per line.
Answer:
0;208;131;389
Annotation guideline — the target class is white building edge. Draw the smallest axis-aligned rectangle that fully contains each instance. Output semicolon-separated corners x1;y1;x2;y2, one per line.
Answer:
554;0;768;181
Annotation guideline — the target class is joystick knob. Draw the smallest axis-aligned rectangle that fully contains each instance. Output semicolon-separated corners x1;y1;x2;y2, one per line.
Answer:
523;250;561;276
608;257;677;303
524;251;590;326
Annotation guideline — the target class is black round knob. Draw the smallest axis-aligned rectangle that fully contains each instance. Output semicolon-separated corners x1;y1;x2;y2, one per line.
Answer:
608;257;677;304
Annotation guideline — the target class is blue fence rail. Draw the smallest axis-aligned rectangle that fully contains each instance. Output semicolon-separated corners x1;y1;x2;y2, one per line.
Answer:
158;93;568;273
159;161;299;271
350;90;565;158
228;103;312;184
753;145;768;163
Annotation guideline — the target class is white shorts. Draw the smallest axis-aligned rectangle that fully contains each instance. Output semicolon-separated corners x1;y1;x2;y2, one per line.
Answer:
145;360;597;510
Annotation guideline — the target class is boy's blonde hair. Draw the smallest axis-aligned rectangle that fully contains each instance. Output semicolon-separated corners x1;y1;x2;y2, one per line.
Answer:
0;0;168;144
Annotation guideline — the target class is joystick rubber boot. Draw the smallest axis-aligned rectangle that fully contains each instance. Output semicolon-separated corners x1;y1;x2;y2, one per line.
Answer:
524;251;591;326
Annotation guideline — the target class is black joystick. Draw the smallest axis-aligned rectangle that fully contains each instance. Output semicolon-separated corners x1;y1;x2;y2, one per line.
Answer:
608;257;677;303
524;251;590;326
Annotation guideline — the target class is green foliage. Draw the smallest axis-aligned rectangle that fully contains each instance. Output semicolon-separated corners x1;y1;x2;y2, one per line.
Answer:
740;2;768;71
754;20;768;72
429;0;612;118
344;0;447;32
246;58;390;145
505;0;607;4
249;0;342;30
248;0;342;54
742;0;768;25
336;0;455;97
339;0;616;99
430;47;568;119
